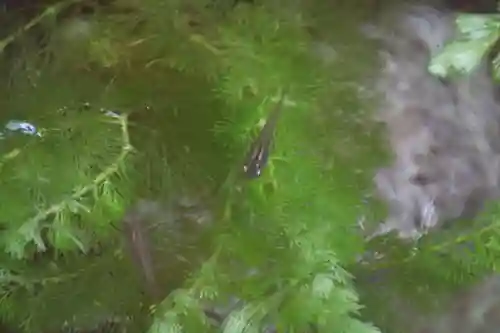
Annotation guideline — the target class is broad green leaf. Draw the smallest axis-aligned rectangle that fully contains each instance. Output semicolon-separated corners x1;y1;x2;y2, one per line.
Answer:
455;14;500;38
430;13;500;77
429;35;497;77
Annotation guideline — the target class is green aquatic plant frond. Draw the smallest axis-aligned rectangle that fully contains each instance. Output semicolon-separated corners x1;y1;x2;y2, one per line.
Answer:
5;1;500;333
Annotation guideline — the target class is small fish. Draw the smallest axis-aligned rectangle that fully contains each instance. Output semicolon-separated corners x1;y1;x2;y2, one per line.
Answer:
243;90;287;178
122;202;161;300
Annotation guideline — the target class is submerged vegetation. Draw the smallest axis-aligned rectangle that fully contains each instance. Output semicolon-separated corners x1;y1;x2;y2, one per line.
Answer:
1;1;500;332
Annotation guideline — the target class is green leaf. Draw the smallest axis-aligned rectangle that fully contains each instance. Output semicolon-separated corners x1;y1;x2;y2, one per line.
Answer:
18;220;46;252
455;14;500;38
48;224;87;253
223;302;266;333
65;199;90;214
312;273;334;299
4;235;27;259
429;36;497;77
429;13;500;77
